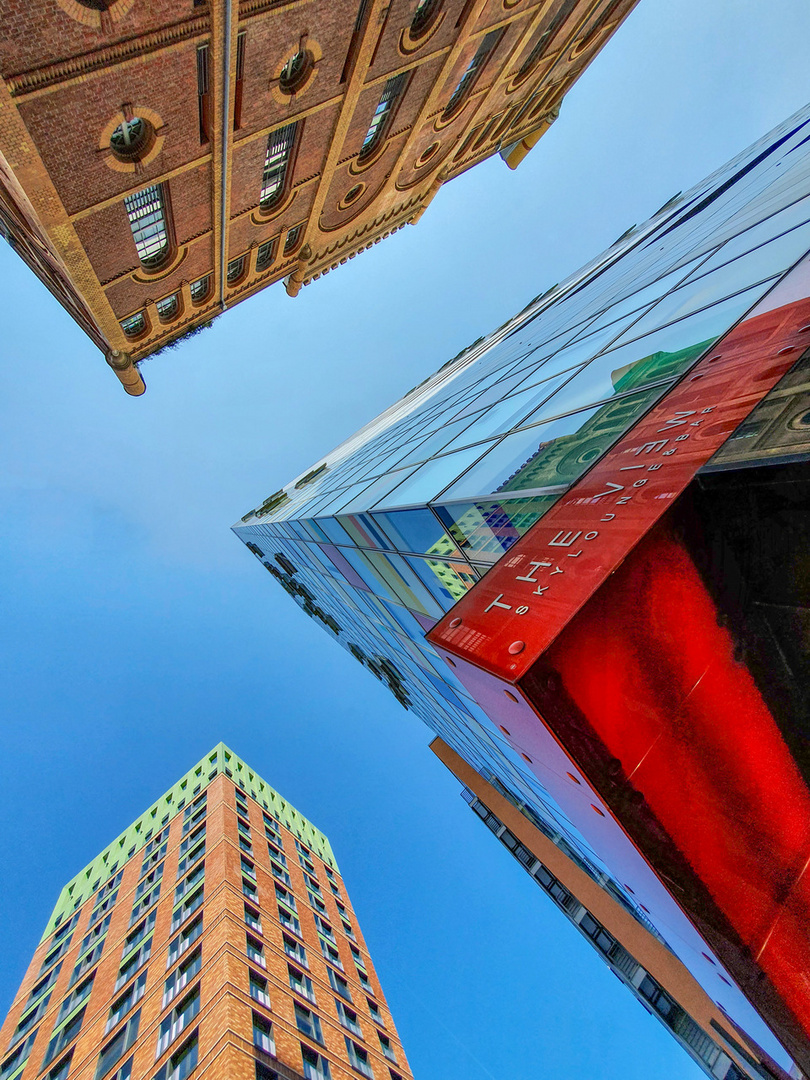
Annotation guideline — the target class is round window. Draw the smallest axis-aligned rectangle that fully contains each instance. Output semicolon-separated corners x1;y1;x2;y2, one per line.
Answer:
279;49;314;95
110;117;152;161
344;184;363;204
417;141;439;166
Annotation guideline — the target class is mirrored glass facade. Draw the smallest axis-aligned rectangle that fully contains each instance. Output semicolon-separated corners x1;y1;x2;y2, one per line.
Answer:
235;105;810;1033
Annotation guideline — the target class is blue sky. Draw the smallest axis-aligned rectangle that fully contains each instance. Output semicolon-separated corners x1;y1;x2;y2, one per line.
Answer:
2;2;810;1078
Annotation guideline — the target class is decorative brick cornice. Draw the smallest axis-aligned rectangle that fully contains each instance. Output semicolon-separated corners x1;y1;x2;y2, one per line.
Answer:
5;17;209;97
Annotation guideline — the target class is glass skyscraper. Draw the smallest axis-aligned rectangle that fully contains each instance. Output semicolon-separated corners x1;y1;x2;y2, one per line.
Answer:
234;104;810;1076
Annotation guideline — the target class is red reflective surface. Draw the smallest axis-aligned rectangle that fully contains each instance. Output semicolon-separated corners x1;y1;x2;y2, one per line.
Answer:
546;523;810;1042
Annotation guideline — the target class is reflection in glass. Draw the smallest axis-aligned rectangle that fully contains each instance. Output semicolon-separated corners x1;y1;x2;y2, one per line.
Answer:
404;555;478;609
434;495;561;563
373;508;458;556
375;444;491;510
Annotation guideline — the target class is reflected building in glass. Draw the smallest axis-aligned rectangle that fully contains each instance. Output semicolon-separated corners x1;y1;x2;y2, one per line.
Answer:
235;105;810;1078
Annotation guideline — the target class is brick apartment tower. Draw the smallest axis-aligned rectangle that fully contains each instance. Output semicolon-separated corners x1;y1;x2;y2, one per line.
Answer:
0;0;637;394
0;744;413;1080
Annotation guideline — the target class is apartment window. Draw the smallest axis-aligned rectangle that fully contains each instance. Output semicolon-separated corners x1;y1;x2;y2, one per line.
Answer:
197;45;210;143
310;893;327;915
124;185;171;269
357;970;372;992
294;1003;323;1045
121;312;146;338
442;30;500;119
233;32;246;130
11;991;51;1046
25;964;62;1012
283;224;303;256
227;256;246;285
244;904;261;933
367;1000;382;1026
115;939;152;992
163;949;202;1008
268;842;286;865
342;920;356;941
288;966;315;1003
71;942;105;987
142;843;167;874
130;883;161;925
249;971;271;1009
303;874;320;894
378;1035;396;1064
106;973;147;1033
271;861;291;886
260;123;297;209
243;878;259;902
82;920;112;954
95;1010;140;1080
314;916;335;943
275;885;297;912
156;294;179;322
321;940;342;970
328;969;351;1002
189;276;210;304
45;1050;74;1080
335;1002;362;1037
42;1007;86;1068
176;863;205;903
246;934;265;968
638;976;676;1021
345;1038;373;1079
153;1031;198;1080
0;1033;37;1080
301;1046;331;1080
167;916;202;969
177;840;205;878
240;858;256;880
156;987;200;1058
252;1014;275;1057
237;818;251;837
171;886;204;932
135;865;164;901
283;934;307;967
278;908;301;938
179;825;205;858
360;74;406;158
55;974;95;1031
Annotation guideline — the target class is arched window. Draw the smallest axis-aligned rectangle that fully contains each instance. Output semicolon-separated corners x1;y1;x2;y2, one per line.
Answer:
442;29;500;120
124;183;170;268
121;312;146;338
515;0;578;82
190;275;211;303
255;240;277;272
260;123;298;209
410;0;441;36
156;294;179;322
227;255;246;284
360;73;407;158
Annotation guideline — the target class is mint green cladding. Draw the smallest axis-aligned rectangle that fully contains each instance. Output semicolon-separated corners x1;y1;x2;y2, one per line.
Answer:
41;742;338;942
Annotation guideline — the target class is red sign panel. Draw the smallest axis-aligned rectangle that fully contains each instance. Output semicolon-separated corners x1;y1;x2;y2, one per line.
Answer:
428;281;810;683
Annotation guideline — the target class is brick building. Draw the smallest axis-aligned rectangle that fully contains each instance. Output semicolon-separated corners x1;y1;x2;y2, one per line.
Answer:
0;0;637;393
0;744;414;1080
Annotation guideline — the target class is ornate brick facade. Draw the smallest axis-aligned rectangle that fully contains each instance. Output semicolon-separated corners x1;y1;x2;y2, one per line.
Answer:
0;0;637;393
